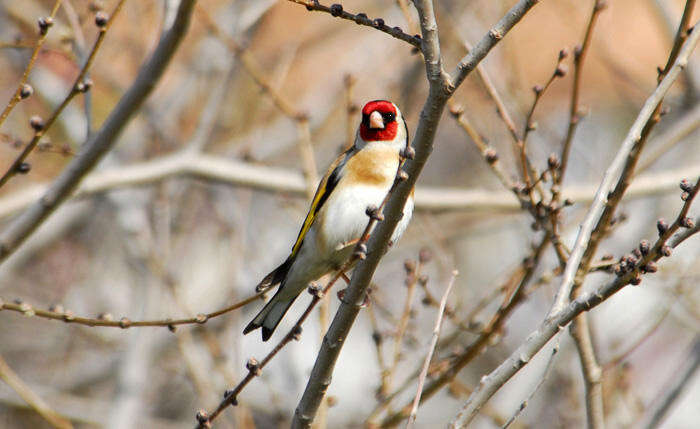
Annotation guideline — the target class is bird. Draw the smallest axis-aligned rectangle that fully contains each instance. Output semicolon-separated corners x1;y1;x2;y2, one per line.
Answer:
243;100;414;341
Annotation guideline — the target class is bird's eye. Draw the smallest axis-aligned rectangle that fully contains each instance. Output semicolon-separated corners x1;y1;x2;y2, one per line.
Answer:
382;112;396;122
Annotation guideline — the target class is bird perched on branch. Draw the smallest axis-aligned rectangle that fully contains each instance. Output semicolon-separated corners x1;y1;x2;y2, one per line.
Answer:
244;100;414;341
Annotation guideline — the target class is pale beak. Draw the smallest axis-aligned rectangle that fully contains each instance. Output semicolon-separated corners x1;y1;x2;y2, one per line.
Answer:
368;111;385;129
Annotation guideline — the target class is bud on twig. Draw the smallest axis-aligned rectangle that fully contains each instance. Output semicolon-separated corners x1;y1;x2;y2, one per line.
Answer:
20;84;33;99
95;11;108;27
554;64;568;77
16;162;31;174
679;179;693;193
76;79;93;93
246;358;261;375
657;219;669;235
329;4;343;16
484;148;498;164
639;240;650;255
38;17;53;35
419;247;432;264
680;217;695;229
400;146;415;160
30;115;44;131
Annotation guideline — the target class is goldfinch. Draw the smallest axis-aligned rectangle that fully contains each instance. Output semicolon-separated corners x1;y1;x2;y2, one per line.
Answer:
243;100;414;341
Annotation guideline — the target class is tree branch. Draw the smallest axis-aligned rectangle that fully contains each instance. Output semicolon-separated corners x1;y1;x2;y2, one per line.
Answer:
0;0;198;265
450;176;700;427
549;19;700;316
2;153;698;219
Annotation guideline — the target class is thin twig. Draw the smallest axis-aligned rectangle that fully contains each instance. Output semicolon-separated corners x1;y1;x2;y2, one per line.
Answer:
502;337;561;429
549;19;700;316
450;176;700;427
286;0;421;48
379;234;550;427
406;270;457;429
0;354;73;429
382;258;424;401
0;0;63;129
0;0;198;264
639;335;700;429
0;292;264;329
0;0;127;189
558;0;606;186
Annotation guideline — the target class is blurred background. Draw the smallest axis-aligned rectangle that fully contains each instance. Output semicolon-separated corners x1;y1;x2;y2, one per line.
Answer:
0;0;699;428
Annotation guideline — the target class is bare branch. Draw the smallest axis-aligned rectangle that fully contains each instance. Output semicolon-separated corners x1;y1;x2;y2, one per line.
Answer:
0;0;197;265
448;0;540;92
406;270;457;429
450;176;700;427
0;292;264;329
549;19;700;316
1;153;698;220
0;0;127;189
0;353;73;429
640;336;700;429
558;0;606;185
0;0;63;129
286;0;421;48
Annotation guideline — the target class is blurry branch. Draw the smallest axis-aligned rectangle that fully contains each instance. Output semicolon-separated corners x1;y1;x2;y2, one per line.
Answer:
570;307;604;429
651;0;700;100
558;0;606;185
406;270;457;429
0;354;73;429
603;301;673;372
502;339;560;429
0;0;63;129
565;6;694;426
450;177;700;427
0;0;126;189
287;0;421;48
447;0;539;91
0;292;264;329
549;18;700;316
0;0;197;265
639;335;700;429
4;153;698;220
448;103;516;191
380;254;425;401
197;7;299;118
197;6;319;195
560;3;607;426
344;74;358;148
378;234;550;427
637;99;700;173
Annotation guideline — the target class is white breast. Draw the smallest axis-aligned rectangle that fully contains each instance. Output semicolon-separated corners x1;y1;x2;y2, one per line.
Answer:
319;183;413;264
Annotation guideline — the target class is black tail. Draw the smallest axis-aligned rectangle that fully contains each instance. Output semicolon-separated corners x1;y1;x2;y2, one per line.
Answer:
254;257;293;293
243;288;296;341
245;257;295;341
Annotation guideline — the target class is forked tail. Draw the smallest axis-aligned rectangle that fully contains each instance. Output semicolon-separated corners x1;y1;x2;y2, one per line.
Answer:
243;289;296;341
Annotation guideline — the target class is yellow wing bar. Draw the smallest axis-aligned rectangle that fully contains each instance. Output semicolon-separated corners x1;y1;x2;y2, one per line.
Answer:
290;148;352;257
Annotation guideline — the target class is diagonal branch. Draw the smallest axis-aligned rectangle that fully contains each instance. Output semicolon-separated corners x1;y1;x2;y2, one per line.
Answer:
286;0;421;48
450;195;700;427
448;0;540;92
549;18;700;316
0;0;198;265
0;354;73;429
